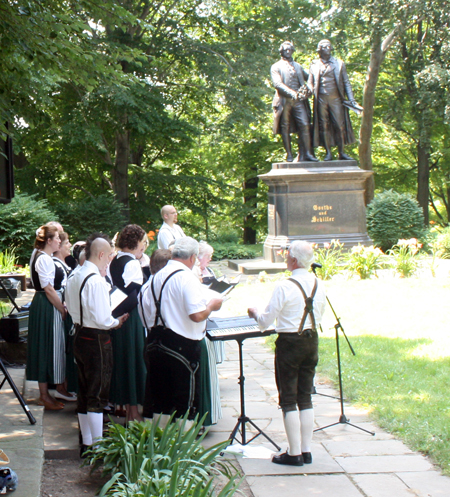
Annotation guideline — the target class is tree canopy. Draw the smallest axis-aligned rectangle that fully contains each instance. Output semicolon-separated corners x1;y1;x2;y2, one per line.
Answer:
2;0;450;239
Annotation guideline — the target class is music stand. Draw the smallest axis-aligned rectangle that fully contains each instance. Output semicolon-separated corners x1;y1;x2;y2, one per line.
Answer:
229;336;281;451
312;264;374;436
0;279;36;425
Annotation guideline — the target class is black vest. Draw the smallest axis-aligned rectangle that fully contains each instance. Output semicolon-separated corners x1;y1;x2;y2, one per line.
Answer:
109;254;143;296
31;251;65;291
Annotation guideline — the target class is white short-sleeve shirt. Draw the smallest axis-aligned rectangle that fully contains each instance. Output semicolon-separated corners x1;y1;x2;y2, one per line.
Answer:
139;260;207;340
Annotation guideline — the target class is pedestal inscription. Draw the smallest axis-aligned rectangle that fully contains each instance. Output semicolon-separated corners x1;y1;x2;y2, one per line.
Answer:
260;160;373;262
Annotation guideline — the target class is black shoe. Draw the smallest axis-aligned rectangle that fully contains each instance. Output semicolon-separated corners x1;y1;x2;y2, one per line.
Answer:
339;153;353;160
302;452;312;464
286;153;293;162
80;444;90;459
324;152;333;161
272;451;303;466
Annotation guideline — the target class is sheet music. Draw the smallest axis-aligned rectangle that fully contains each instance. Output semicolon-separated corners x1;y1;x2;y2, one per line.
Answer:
110;286;127;311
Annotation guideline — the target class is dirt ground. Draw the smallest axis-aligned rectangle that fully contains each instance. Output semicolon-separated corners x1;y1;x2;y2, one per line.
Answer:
41;456;254;497
41;459;108;497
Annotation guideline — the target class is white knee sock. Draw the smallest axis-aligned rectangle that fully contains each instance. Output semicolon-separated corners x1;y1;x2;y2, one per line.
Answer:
87;412;104;445
300;408;314;453
283;410;301;456
78;413;92;446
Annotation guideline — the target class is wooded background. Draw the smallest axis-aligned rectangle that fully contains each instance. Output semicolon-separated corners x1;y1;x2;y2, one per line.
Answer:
1;0;449;242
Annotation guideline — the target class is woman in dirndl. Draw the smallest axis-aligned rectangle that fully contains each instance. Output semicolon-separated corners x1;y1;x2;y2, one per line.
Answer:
52;231;78;395
194;242;223;426
27;225;75;410
109;224;147;422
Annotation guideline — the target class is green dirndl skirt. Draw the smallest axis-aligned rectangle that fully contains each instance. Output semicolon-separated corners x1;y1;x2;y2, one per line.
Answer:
198;338;212;426
64;313;78;393
109;307;146;406
26;291;56;383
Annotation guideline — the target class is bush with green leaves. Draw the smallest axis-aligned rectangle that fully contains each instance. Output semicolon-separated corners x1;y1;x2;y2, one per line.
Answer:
86;414;240;497
0;193;58;265
210;243;261;261
434;226;450;256
54;194;127;242
366;190;427;253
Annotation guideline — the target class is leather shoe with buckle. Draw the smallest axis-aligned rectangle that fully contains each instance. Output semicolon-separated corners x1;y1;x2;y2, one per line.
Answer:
272;451;303;466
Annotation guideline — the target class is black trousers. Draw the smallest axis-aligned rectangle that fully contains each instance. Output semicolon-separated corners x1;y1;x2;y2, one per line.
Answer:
143;326;201;420
275;331;319;412
73;327;113;414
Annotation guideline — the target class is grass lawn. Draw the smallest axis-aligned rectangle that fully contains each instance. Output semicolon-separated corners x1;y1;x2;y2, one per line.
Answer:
221;272;450;475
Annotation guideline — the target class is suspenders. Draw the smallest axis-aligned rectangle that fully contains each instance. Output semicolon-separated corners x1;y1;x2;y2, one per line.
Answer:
288;277;318;334
139;269;183;331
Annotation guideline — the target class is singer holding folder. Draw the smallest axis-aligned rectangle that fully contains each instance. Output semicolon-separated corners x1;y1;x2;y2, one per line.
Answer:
108;224;148;422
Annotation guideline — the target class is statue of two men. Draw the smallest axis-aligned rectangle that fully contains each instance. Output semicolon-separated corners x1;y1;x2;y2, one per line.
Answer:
271;40;360;162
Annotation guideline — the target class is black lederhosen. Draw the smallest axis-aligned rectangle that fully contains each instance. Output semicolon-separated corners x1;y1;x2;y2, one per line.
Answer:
275;331;319;412
73;327;113;414
143;326;201;420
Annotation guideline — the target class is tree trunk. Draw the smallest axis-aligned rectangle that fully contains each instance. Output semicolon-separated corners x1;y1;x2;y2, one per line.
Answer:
417;141;429;226
359;24;408;204
243;172;258;245
113;129;130;221
359;38;385;205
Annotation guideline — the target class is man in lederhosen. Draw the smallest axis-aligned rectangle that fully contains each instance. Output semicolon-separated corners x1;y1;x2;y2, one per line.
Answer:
66;234;128;457
248;241;326;466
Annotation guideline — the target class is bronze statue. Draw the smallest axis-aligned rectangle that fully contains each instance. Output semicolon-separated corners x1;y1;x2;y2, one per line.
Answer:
271;41;318;163
307;40;360;161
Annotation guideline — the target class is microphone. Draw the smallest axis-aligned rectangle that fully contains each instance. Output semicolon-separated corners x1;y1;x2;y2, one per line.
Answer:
311;262;322;274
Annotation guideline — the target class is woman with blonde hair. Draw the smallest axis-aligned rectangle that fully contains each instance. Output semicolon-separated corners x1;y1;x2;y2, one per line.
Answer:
27;225;74;410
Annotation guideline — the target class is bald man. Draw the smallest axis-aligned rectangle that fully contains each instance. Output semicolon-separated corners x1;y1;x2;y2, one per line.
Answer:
66;233;128;457
157;205;186;249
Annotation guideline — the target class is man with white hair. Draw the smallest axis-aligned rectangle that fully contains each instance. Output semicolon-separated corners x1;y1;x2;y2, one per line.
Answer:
157;205;186;249
248;241;326;466
139;237;222;423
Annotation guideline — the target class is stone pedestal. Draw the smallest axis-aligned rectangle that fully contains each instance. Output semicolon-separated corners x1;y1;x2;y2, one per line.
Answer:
259;160;373;262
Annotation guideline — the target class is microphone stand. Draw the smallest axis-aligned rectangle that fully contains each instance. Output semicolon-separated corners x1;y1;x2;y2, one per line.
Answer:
312;263;374;436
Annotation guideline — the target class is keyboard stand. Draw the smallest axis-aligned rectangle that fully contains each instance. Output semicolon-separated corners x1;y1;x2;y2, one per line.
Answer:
229;337;281;451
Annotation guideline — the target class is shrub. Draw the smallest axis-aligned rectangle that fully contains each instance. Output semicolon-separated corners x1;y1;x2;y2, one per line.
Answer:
0;193;58;265
210;243;261;261
54;194;127;242
366;190;427;252
435;226;450;256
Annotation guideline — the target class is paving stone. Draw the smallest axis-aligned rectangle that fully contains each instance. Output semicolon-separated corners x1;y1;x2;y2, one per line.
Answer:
247;474;364;497
336;454;433;474
239;443;344;475
2;447;43;497
397;471;450;496
351;473;420;497
314;422;390;440
324;440;413;457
